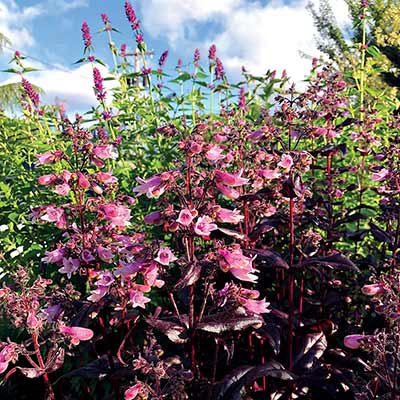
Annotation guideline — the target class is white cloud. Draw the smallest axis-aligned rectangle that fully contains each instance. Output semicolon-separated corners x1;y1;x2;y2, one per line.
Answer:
0;1;43;49
140;0;243;45
0;62;114;112
140;0;350;82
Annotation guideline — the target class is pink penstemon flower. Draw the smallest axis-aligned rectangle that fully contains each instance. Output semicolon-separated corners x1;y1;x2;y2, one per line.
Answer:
371;168;389;182
215;206;244;224
218;246;258;283
176;208;196;226
36;150;64;165
154;247;178;266
214;169;249;187
206;145;225;162
59;325;94;344
124;383;144;400
58;258;80;279
133;174;168;198
92;145;118;160
194;216;218;238
278;154;293;171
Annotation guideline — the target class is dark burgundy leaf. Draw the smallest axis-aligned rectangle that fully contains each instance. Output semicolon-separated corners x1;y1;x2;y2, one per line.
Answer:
251;248;289;269
294;320;337;336
213;361;295;400
297;254;359;272
237;187;275;202
47;348;65;373
370;222;393;246
175;262;202;289
196;309;264;333
249;220;275;240
57;355;120;380
293;332;327;371
16;367;44;379
280;176;304;199
256;323;282;355
146;317;188;343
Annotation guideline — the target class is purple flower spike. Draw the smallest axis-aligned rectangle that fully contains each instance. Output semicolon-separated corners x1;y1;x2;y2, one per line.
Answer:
208;44;217;60
194;48;200;64
135;34;144;44
158;50;169;67
215;57;225;80
239;87;248;112
22;78;40;108
125;0;140;31
93;67;106;101
101;13;111;31
81;21;92;48
120;43;127;58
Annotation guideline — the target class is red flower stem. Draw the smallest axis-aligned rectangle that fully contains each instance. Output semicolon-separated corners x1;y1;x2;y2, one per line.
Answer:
288;196;295;371
32;333;55;399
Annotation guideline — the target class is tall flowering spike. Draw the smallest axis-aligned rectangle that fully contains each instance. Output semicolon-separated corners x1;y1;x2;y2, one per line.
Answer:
81;21;92;49
125;0;140;31
120;43;127;58
208;44;217;60
194;48;200;64
215;57;225;80
93;67;106;101
158;50;169;67
21;78;40;108
239;87;248;112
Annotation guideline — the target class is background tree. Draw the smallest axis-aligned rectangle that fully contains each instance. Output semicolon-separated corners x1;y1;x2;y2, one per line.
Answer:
308;0;400;99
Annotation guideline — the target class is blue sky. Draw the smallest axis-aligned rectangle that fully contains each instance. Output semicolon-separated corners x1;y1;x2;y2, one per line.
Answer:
0;0;350;112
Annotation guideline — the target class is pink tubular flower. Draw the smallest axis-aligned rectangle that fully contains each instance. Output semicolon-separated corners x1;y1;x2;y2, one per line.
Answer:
42;248;65;264
344;334;368;349
155;247;177;266
206;145;225;162
96;271;115;287
219;247;258;283
0;344;17;374
194;216;217;238
215;207;244;224
177;208;195;226
38;174;56;185
371;168;389;182
58;258;80;279
247;129;264;143
144;210;163;225
60;326;94;342
129;290;151;309
88;286;109;302
216;182;240;199
96;170;117;185
100;203;131;228
77;172;90;189
124;383;143;400
257;168;281;180
133;175;167;198
215;169;249;187
362;283;386;296
40;206;67;229
278;154;294;171
36;150;64;165
81;249;95;263
54;183;71;196
242;298;270;314
97;246;113;263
